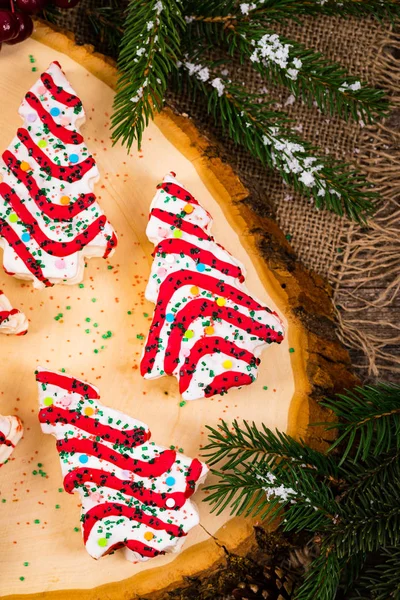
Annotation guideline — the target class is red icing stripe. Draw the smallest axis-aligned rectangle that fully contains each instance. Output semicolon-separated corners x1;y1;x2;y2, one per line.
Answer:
0;433;14;448
17;128;95;182
24;92;83;145
105;539;163;559
151;208;211;241
0;219;51;286
178;337;257;394
40;71;82;108
140;270;282;376
154;239;244;282
3;150;96;221
103;231;118;258
158;182;200;206
164;300;278;375
56;438;176;477
39;407;149;448
0;182;108;257
204;372;253;397
0;308;19;325
185;459;204;496
82;502;186;544
63;468;188;509
36;371;100;399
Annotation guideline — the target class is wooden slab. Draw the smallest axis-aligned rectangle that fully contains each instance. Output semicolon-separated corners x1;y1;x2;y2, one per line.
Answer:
0;22;356;600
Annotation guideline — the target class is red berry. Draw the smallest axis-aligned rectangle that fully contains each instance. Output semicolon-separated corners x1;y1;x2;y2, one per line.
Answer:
53;0;80;7
0;10;18;42
15;0;47;14
6;11;33;44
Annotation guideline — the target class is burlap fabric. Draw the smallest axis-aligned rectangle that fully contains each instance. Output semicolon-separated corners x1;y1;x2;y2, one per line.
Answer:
52;2;400;382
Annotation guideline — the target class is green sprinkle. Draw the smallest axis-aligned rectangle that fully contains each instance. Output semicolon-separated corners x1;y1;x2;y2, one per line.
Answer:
91;298;97;303
289;347;295;353
1;498;6;503
66;306;71;310
31;67;37;72
136;334;144;340
85;329;90;334
37;463;43;467
79;283;84;288
285;234;292;241
19;577;25;581
34;519;40;524
23;562;29;567
107;265;113;270
85;317;91;322
74;527;79;532
32;470;37;475
179;400;187;407
58;488;63;493
93;323;98;328
127;311;132;315
143;312;149;318
94;349;99;354
55;505;60;509
61;368;66;373
263;386;268;390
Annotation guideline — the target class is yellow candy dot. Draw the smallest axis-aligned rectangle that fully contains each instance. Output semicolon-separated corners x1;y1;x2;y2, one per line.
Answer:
144;531;154;541
60;195;70;205
20;161;31;172
183;204;194;214
173;229;183;238
216;297;226;307
204;326;214;335
38;140;47;149
43;397;53;406
190;286;199;296
185;330;194;339
97;538;108;547
223;360;233;369
8;213;18;223
84;407;94;416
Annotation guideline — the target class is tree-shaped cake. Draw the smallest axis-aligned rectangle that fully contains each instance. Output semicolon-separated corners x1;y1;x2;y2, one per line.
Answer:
37;367;208;561
140;173;284;400
0;61;117;289
0;289;28;334
0;413;23;465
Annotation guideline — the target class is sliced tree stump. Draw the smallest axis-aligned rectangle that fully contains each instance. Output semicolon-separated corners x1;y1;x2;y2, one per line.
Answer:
0;22;357;600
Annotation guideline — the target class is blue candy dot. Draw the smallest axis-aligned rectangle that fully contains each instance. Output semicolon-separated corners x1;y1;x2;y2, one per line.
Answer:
166;476;176;486
166;313;175;323
21;233;30;242
196;263;205;272
79;454;89;464
50;107;60;117
69;154;79;164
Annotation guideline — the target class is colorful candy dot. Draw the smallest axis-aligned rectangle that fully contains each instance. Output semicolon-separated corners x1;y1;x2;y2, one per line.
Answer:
79;454;89;464
173;229;183;238
166;313;175;323
204;326;214;335
20;161;31;172
84;407;94;416
165;476;176;486
97;538;108;547
184;330;194;339
165;498;175;508
144;531;154;541
190;286;199;295
8;213;18;223
43;397;53;406
223;360;233;369
196;263;205;272
26;113;37;123
60;195;70;205
38;140;47;149
21;233;30;242
183;204;194;214
55;259;66;270
50;107;60;117
69;154;79;164
216;297;226;307
157;267;167;277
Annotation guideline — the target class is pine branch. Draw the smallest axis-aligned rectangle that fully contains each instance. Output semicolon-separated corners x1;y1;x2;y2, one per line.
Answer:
184;0;400;25
176;58;376;222
321;383;400;463
111;0;185;150
350;548;400;600
203;419;339;478
204;462;339;530
339;449;400;501
294;551;343;600
187;21;388;124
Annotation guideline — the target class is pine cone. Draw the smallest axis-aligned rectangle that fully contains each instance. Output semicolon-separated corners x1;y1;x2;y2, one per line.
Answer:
227;564;296;600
